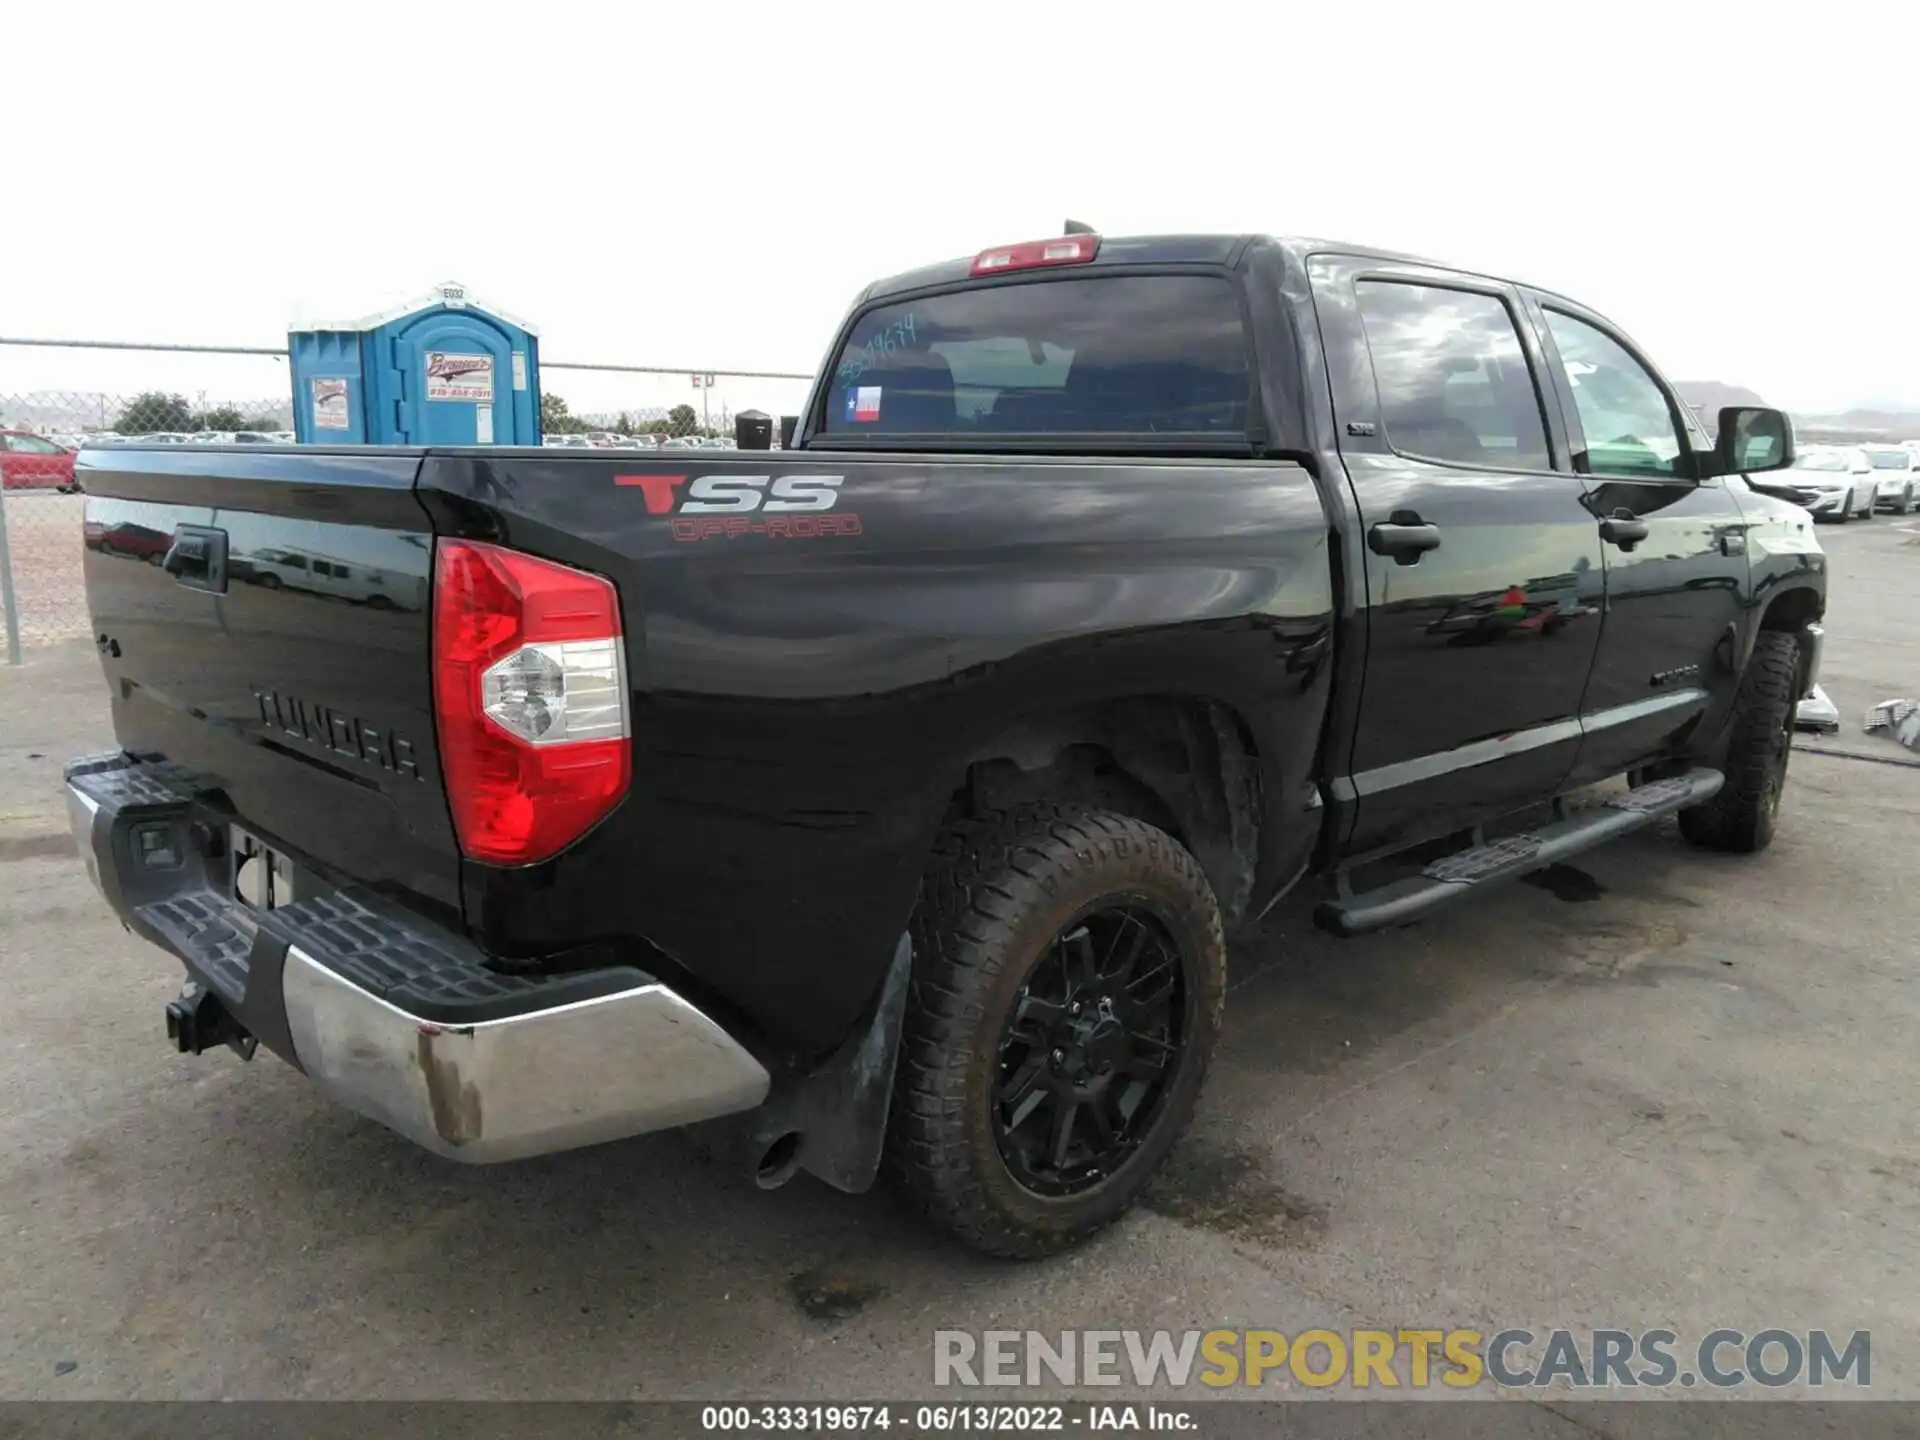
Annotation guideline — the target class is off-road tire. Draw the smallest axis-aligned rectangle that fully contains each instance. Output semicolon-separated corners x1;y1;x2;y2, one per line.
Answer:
1679;631;1800;854
885;803;1225;1259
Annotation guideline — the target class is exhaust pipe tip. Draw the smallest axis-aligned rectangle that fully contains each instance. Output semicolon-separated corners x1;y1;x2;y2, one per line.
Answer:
754;1131;804;1190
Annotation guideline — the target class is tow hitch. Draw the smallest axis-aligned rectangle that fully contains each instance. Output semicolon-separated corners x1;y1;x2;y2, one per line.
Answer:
165;983;256;1059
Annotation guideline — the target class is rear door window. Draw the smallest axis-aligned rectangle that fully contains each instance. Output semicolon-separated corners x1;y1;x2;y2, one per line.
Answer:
821;275;1251;437
1353;281;1553;471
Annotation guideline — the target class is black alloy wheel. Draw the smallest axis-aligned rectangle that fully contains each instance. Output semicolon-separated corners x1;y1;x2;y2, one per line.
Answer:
991;904;1192;1198
886;803;1226;1258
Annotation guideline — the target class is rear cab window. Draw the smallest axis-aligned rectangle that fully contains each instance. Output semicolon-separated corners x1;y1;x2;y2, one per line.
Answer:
819;275;1252;439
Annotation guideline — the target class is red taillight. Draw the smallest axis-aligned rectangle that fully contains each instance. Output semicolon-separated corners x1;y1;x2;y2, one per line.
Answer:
970;234;1100;276
432;540;630;866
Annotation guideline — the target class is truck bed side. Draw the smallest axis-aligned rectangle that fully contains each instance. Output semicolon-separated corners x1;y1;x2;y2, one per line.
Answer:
415;447;1334;1055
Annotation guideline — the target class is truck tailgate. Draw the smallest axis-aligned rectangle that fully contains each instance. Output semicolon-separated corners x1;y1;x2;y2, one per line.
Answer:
78;446;459;919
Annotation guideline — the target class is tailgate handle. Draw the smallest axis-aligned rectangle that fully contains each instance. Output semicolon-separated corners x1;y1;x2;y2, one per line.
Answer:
164;525;228;594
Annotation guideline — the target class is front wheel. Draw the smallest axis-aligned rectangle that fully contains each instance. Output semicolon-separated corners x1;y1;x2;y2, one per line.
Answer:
1679;631;1800;854
886;803;1225;1258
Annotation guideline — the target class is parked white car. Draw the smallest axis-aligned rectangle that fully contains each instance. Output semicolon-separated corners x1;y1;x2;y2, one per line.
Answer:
1783;446;1877;522
1864;446;1919;514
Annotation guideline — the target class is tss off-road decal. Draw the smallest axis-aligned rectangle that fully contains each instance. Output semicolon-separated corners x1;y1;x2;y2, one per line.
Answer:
616;473;863;542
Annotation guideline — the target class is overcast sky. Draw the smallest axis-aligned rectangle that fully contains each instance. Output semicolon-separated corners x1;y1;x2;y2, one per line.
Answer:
4;1;1910;418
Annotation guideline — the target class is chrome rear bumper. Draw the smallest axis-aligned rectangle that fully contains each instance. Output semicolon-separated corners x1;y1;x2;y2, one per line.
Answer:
65;755;769;1164
281;946;769;1163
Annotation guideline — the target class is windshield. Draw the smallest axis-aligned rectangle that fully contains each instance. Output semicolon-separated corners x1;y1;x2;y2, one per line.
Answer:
1793;452;1847;472
1867;449;1909;468
820;275;1251;438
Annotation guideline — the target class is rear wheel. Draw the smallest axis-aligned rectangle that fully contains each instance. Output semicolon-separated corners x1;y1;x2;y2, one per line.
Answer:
886;803;1225;1258
1679;631;1799;854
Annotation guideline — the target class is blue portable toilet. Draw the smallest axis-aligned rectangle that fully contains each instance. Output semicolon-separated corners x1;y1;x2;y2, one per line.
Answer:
288;281;541;445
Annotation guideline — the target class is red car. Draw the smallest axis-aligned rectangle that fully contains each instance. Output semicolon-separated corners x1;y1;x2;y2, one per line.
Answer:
1;430;79;491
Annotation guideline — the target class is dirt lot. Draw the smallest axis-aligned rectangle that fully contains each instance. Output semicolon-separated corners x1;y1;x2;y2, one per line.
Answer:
2;520;1917;1409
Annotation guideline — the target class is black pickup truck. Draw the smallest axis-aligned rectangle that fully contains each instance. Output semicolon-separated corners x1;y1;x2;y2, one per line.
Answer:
68;232;1826;1257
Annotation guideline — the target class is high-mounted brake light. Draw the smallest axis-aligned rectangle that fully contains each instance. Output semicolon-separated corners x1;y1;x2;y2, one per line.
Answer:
970;234;1101;276
432;540;630;866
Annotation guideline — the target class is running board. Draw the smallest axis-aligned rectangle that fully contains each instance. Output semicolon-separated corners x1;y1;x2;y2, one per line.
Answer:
1315;768;1725;937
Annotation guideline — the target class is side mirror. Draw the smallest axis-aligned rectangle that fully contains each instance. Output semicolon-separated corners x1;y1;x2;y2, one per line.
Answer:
778;415;799;451
1714;406;1795;476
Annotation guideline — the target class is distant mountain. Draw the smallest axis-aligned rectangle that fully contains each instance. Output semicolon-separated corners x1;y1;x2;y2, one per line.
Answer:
1803;407;1920;432
0;390;292;435
1674;381;1769;417
1674;381;1920;443
1793;407;1920;444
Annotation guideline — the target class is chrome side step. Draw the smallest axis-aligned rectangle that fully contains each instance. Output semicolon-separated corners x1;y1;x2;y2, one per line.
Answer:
1315;768;1724;937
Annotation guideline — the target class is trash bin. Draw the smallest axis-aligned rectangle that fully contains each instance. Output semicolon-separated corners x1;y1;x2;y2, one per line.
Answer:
735;410;773;451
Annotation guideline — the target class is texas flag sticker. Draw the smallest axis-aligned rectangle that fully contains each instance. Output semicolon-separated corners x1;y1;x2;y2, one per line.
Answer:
847;386;881;423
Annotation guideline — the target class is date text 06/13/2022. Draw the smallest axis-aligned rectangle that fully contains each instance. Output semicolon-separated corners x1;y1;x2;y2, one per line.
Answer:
700;1403;1195;1432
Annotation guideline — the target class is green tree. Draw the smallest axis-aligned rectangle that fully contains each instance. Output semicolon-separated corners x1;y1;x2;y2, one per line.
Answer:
192;405;250;431
642;418;672;436
114;391;193;434
540;391;589;435
668;403;700;438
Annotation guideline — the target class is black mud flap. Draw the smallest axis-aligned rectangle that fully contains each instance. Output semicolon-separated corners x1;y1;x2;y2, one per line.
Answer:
691;933;912;1194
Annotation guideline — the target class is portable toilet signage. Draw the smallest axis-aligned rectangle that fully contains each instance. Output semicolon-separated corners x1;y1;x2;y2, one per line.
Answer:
288;281;541;445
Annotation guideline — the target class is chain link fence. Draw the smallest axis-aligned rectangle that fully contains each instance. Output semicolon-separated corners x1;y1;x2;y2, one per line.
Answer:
0;345;813;661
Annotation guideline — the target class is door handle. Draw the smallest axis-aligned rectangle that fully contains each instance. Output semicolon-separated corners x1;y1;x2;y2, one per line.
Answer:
1367;510;1442;566
1599;508;1649;551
